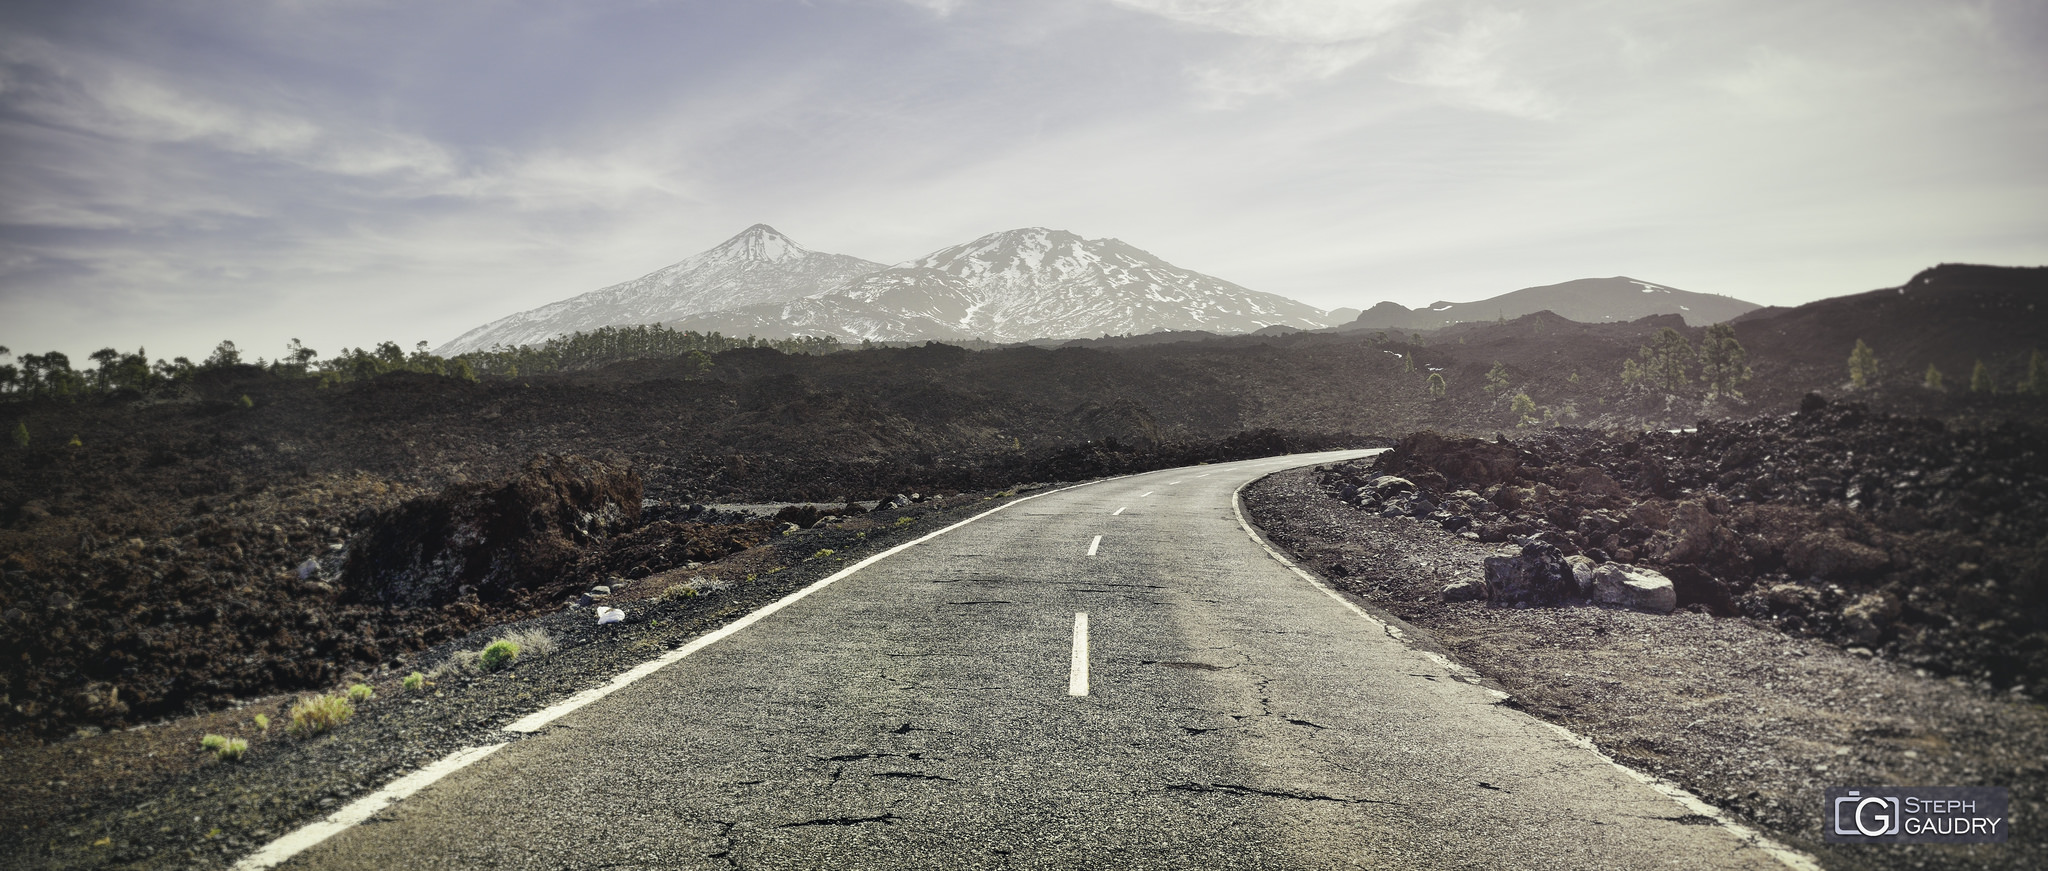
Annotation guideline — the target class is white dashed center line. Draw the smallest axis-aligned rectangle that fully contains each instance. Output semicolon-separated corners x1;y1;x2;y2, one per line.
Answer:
1086;534;1102;556
1112;506;1126;515
1139;491;1154;498
1068;612;1090;697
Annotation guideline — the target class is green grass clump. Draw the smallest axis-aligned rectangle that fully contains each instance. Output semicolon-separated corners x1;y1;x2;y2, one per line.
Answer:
286;693;354;738
660;584;698;600
810;548;834;560
479;639;520;672
253;713;270;733
346;683;374;703
200;733;248;761
894;516;915;527
402;672;425;692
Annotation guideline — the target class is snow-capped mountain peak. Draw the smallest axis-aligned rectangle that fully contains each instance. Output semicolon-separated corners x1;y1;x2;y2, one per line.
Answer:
707;223;806;265
669;226;1338;343
437;225;884;354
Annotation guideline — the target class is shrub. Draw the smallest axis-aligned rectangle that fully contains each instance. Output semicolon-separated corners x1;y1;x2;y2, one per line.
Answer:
286;694;354;738
346;683;374;703
200;733;248;761
479;640;520;672
660;584;698;600
402;672;424;693
497;627;557;659
810;548;834;560
9;422;25;449
1426;372;1446;398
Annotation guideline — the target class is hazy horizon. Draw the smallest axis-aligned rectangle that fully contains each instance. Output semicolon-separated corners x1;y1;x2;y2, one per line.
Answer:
4;0;2045;363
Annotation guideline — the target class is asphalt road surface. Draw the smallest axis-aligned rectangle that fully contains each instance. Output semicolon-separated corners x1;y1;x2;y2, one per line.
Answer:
271;451;1809;870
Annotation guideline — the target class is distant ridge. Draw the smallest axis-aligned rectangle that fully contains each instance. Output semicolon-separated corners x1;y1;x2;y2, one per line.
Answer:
1340;276;1759;332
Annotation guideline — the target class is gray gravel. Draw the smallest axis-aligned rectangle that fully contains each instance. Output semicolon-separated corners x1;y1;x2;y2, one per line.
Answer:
1244;464;2047;871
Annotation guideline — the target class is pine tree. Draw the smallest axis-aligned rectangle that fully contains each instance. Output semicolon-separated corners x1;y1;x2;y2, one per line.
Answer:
1923;363;1944;391
10;422;26;449
1970;360;1994;393
1696;323;1751;399
1510;392;1538;426
1483;361;1510;395
2023;349;2044;396
1848;339;1880;389
1426;372;1446;398
1632;327;1694;393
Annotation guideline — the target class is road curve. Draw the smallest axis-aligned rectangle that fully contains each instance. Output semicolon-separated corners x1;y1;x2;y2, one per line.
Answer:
270;451;1808;870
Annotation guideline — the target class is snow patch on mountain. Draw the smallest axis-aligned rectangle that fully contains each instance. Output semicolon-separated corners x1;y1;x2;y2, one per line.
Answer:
670;227;1337;343
437;225;884;354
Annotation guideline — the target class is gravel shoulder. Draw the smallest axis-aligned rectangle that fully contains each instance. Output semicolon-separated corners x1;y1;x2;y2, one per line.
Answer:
1243;467;2046;871
0;486;1051;871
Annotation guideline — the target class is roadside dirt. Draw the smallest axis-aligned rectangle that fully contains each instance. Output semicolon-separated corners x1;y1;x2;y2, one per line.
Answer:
1245;467;2046;871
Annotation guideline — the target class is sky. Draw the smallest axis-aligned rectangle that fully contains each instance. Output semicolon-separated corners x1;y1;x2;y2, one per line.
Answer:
2;0;2045;364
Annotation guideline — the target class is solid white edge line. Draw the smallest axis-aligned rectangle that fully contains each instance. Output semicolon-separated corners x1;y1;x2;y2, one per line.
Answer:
1068;612;1090;696
1086;534;1102;556
231;742;509;871
1226;459;1821;871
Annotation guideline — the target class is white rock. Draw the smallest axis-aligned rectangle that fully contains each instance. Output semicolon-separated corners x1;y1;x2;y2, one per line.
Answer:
596;606;626;625
1591;564;1677;614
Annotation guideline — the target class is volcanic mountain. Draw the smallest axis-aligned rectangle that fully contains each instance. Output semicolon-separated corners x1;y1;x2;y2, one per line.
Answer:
1340;276;1759;332
437;225;885;354
669;227;1337;342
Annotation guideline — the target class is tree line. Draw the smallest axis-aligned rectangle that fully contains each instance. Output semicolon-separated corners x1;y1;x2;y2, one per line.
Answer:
0;325;847;402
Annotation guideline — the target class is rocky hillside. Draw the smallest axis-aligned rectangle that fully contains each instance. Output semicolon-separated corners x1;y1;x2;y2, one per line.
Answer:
1320;396;2047;694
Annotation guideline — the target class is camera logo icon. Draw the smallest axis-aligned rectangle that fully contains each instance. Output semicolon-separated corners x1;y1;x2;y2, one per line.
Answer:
1834;791;1901;837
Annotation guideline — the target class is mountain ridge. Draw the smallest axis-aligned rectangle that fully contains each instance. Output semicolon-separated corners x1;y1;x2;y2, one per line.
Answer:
668;227;1338;343
1340;276;1759;332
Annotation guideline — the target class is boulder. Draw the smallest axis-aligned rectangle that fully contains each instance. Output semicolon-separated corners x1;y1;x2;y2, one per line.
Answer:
1380;431;1523;487
1564;554;1599;597
1483;542;1575;607
1590;564;1678;614
1441;578;1487;602
342;454;642;608
1369;475;1416;496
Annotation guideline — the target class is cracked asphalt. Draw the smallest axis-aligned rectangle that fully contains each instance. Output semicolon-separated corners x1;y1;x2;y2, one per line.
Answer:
278;451;1800;870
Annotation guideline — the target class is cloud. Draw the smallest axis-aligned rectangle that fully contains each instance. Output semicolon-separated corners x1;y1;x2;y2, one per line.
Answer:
1108;0;1425;43
1393;8;1558;120
1100;0;1429;106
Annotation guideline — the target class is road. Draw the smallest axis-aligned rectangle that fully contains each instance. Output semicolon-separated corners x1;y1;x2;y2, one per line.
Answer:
267;451;1808;870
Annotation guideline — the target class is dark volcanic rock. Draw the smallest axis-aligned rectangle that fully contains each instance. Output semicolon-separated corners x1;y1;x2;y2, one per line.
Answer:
1484;542;1575;607
343;454;643;608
